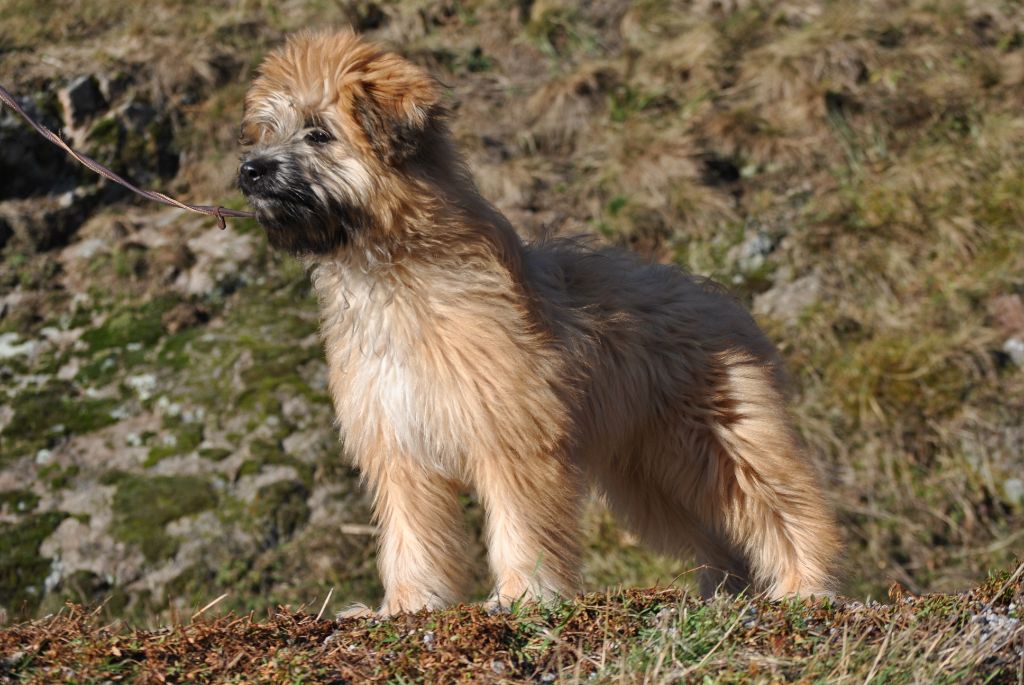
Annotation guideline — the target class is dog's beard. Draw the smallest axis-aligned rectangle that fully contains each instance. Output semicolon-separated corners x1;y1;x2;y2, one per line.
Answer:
242;158;370;256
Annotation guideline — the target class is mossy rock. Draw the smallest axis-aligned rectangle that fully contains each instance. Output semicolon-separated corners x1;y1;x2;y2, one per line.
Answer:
252;479;310;548
109;474;218;563
239;439;314;487
0;381;119;465
0;511;68;618
198;447;233;462
84;102;178;182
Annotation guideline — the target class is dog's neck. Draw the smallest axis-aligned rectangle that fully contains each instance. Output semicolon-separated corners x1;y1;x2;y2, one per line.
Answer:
311;140;526;287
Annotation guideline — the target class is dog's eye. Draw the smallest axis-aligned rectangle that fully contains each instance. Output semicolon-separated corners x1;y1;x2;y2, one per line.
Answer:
305;128;334;145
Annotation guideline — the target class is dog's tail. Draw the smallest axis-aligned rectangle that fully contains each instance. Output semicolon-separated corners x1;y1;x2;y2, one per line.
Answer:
697;351;841;597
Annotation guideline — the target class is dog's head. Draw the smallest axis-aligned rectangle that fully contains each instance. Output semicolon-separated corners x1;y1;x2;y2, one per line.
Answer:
238;30;443;255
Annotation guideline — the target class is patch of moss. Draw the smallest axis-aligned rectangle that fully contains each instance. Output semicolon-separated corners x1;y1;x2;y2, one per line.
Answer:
87;116;121;148
237;439;313;487
38;463;80;489
80;295;180;352
144;420;204;467
109;474;218;563
198;447;233;462
236;459;262;479
1;381;119;465
168;296;324;429
22;384;119;434
0;489;40;513
0;511;68;618
156;327;203;372
236;339;323;415
164;562;217;602
75;351;121;384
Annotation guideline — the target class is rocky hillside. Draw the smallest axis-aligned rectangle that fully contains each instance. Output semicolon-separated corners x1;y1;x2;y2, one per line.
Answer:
1;0;1023;629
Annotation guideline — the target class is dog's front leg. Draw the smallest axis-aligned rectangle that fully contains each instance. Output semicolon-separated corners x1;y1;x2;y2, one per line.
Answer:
364;454;470;615
474;453;583;608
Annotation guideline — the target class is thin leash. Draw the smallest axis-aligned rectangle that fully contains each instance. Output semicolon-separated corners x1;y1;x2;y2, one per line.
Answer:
0;83;254;229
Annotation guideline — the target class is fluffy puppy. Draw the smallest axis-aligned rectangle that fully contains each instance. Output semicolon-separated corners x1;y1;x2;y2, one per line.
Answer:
238;30;841;615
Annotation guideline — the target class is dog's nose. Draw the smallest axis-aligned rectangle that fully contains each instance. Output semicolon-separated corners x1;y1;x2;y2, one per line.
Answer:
239;158;279;192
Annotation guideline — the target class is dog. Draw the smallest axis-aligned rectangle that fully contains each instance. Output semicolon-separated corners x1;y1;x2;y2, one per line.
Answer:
237;30;841;615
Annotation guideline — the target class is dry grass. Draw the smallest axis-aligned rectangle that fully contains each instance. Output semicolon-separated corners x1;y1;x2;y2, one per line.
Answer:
1;564;1021;683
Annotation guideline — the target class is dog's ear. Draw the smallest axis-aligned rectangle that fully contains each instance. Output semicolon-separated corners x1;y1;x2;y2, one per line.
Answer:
353;54;442;166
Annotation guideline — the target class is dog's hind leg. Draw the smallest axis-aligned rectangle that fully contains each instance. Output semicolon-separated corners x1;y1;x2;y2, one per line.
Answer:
600;358;839;598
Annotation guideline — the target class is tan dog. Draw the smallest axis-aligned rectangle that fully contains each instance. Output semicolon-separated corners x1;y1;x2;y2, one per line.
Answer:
238;30;841;615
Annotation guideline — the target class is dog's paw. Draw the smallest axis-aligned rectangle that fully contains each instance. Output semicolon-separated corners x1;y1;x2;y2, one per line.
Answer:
483;594;521;615
336;602;376;619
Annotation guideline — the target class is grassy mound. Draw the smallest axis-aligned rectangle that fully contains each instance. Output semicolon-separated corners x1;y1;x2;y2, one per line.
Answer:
2;564;1020;683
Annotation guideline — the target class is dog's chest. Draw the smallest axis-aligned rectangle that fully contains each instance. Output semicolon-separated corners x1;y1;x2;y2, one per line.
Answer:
311;263;462;473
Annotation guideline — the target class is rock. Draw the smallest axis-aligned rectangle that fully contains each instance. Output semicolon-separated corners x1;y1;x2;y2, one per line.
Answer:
0;94;78;201
0;185;105;252
60;237;108;261
729;229;776;274
1003;337;1024;367
58;75;107;128
0;332;37;360
98;72;132;103
1004;478;1024;506
125;374;158;401
0;214;11;249
753;271;822;324
282;428;332;460
348;0;388;31
39;515;144;588
160;302;209;334
175;227;257;296
989;294;1024;336
86;100;179;183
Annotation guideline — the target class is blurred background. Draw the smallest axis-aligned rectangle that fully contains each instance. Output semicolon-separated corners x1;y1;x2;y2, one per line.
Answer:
1;0;1022;625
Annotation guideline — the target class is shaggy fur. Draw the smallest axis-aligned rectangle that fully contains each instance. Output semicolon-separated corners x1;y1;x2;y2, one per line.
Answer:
238;30;841;615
